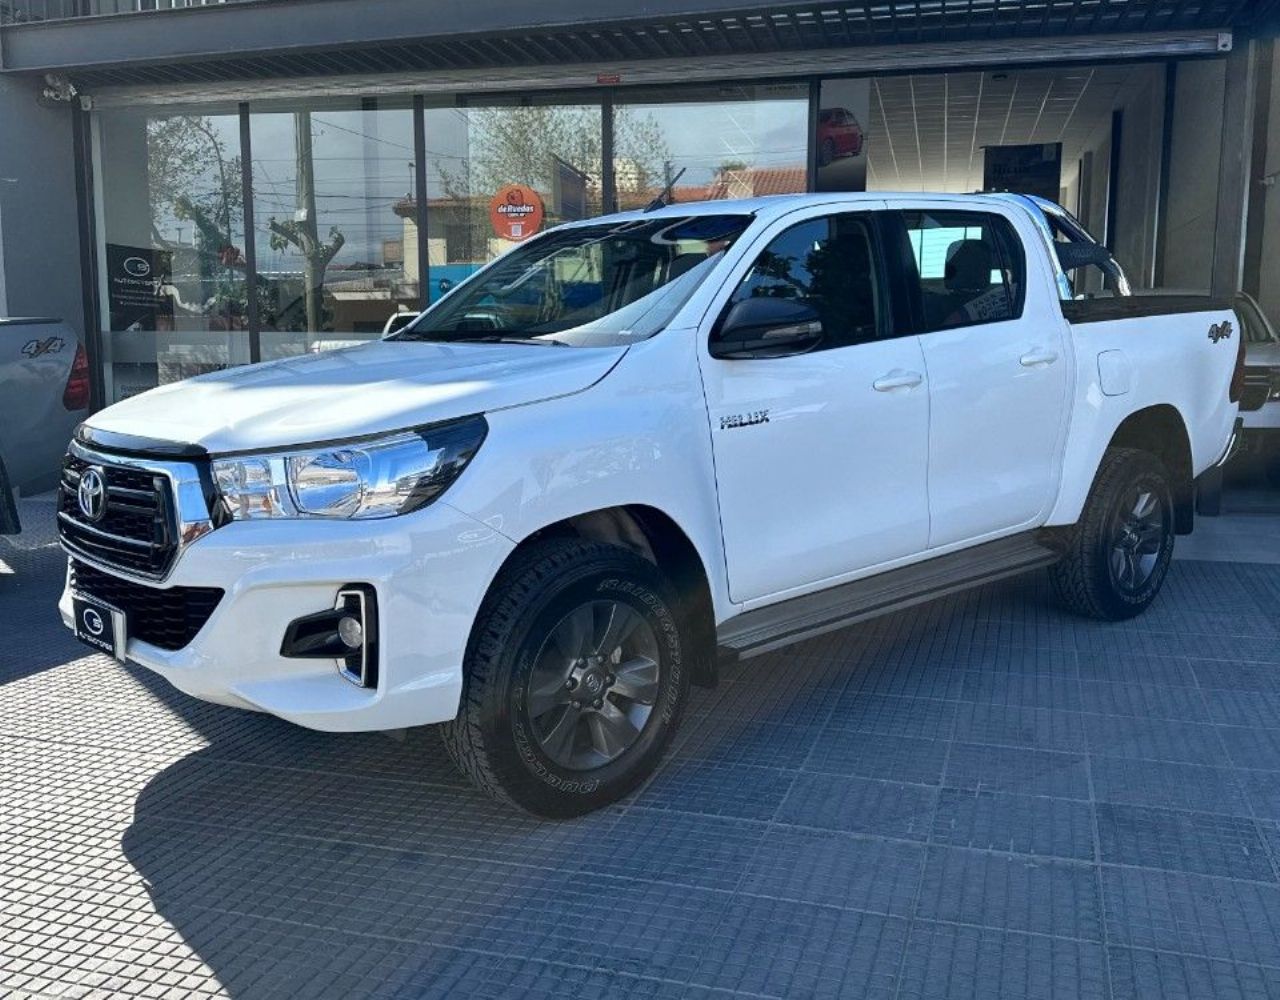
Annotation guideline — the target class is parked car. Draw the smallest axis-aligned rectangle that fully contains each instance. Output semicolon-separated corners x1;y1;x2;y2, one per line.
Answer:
1;318;90;535
58;193;1243;816
817;107;865;165
1235;292;1280;479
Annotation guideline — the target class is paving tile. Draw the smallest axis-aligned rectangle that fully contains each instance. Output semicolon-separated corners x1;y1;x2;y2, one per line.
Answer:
1082;715;1229;767
898;921;1107;1000
1075;651;1196;686
677;719;820;769
1203;688;1280;729
944;743;1090;800
1108;945;1280;1000
1096;801;1275;881
930;789;1095;861
805;729;949;784
825;692;958;740
952;703;1087;752
958;670;1083;711
739;827;924;915
1091;757;1251;816
1218;726;1280;770
635;759;794;821
776;772;936;840
690;896;905;999
1102;865;1280;967
915;846;1103;940
1078;679;1209;723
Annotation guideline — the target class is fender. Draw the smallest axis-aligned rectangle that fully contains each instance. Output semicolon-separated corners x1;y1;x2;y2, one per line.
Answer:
441;330;736;625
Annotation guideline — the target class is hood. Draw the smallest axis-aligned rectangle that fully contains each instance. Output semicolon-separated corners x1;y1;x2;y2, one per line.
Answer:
87;339;626;454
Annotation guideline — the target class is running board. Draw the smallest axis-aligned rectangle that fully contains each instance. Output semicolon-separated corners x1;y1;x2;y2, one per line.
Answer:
716;532;1060;661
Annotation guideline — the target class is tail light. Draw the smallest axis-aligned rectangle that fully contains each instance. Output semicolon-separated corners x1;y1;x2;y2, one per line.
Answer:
62;344;91;411
1229;332;1247;404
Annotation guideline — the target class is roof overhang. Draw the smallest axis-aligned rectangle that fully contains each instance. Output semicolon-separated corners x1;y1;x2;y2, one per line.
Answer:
1;0;1276;87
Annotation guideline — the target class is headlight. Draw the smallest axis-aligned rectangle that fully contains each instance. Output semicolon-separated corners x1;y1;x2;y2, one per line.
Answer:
211;416;487;521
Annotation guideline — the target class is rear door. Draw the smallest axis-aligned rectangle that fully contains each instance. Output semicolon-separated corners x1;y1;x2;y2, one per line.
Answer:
888;204;1071;548
697;205;932;604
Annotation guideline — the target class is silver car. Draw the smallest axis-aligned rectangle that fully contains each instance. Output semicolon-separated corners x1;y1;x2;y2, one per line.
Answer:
0;318;89;535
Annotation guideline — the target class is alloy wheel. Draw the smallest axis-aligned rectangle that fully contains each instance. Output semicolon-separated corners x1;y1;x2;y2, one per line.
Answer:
1108;487;1167;595
526;600;661;771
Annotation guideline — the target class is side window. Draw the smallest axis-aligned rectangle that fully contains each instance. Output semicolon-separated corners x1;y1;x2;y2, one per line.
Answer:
901;210;1025;332
717;214;882;351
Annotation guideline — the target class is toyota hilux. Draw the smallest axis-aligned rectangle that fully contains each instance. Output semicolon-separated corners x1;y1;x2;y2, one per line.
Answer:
58;193;1245;816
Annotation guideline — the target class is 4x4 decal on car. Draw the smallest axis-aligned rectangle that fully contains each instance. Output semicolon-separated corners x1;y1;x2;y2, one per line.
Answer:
1209;320;1234;344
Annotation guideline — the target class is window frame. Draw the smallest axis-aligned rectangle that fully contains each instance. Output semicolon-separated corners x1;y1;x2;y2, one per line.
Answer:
708;209;899;357
885;208;1028;336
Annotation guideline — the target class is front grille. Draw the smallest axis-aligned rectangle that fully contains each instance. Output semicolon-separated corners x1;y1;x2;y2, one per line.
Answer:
70;560;223;652
58;455;177;577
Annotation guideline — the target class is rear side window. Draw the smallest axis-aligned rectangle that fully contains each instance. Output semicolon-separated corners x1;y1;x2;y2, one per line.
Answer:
717;213;883;351
899;210;1025;332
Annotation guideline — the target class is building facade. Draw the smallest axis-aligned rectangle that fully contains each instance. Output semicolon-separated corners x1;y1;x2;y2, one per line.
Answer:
0;0;1277;408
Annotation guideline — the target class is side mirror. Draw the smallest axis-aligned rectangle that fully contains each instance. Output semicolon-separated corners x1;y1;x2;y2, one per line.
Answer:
709;298;824;360
382;311;419;337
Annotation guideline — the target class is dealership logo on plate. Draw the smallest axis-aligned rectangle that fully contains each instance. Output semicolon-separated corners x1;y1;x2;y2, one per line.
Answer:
122;256;152;278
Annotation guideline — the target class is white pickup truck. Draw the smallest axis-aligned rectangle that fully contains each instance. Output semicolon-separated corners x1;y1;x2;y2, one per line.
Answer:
58;193;1244;816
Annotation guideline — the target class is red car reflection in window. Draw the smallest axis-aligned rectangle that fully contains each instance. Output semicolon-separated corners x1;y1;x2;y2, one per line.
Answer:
817;108;865;166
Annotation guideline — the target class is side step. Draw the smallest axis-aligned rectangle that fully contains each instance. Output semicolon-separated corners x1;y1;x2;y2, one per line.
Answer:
716;532;1060;661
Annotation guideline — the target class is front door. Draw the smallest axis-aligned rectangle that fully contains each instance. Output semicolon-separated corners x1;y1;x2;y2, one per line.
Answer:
892;206;1070;548
698;208;932;604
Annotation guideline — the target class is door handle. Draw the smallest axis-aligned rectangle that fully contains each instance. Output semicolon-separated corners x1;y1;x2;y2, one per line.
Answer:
1020;349;1060;368
872;369;924;392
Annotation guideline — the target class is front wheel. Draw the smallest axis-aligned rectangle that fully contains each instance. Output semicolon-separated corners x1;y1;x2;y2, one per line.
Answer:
440;538;689;818
1049;447;1176;621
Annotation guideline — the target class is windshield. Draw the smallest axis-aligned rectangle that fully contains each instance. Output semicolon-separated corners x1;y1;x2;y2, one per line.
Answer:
392;214;751;347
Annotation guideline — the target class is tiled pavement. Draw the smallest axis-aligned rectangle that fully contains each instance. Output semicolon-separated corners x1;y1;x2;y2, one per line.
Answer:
4;494;1280;999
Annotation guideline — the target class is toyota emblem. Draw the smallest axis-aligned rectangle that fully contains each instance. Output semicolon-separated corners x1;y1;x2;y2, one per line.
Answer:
77;467;107;522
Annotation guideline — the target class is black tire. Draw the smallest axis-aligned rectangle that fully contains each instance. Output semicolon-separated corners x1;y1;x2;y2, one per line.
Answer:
819;138;836;167
440;538;689;818
1049;447;1176;621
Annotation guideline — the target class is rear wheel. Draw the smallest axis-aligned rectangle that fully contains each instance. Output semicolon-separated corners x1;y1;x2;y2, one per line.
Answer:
1049;448;1176;621
440;538;689;818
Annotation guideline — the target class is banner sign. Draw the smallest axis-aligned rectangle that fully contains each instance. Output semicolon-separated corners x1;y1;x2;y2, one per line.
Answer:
106;243;173;332
489;185;545;242
815;78;871;193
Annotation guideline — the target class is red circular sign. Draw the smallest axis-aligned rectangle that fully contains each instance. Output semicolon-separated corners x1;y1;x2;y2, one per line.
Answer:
489;184;545;242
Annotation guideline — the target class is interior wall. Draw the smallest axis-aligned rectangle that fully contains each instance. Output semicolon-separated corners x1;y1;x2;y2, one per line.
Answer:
1256;47;1280;327
1162;59;1227;293
0;77;84;330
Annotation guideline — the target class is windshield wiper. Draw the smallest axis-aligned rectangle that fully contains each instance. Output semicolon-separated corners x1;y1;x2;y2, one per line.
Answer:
445;335;570;347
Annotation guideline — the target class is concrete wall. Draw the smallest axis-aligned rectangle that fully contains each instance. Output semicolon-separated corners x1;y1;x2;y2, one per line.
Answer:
1162;59;1227;293
0;76;84;333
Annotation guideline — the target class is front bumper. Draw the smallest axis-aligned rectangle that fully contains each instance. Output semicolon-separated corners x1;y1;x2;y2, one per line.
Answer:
60;501;513;732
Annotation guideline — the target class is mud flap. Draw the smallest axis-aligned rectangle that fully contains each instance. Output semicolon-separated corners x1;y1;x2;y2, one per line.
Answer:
1195;465;1224;517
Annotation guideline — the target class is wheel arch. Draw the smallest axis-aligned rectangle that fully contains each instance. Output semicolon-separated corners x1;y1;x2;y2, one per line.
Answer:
484;505;719;688
1102;404;1195;534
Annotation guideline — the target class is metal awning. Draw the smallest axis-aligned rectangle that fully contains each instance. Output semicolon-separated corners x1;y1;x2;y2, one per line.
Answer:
1;0;1275;86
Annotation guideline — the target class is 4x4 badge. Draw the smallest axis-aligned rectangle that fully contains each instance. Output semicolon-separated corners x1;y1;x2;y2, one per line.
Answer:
1208;320;1233;343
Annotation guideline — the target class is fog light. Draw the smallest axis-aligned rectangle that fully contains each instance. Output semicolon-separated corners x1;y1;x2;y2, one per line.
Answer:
337;615;363;650
279;584;379;690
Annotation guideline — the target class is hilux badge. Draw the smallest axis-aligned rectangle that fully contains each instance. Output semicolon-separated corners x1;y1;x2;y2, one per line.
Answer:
77;467;107;522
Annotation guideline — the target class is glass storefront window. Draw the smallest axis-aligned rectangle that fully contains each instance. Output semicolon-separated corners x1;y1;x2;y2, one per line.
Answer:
420;98;602;303
614;84;810;209
95;106;247;403
248;100;417;357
